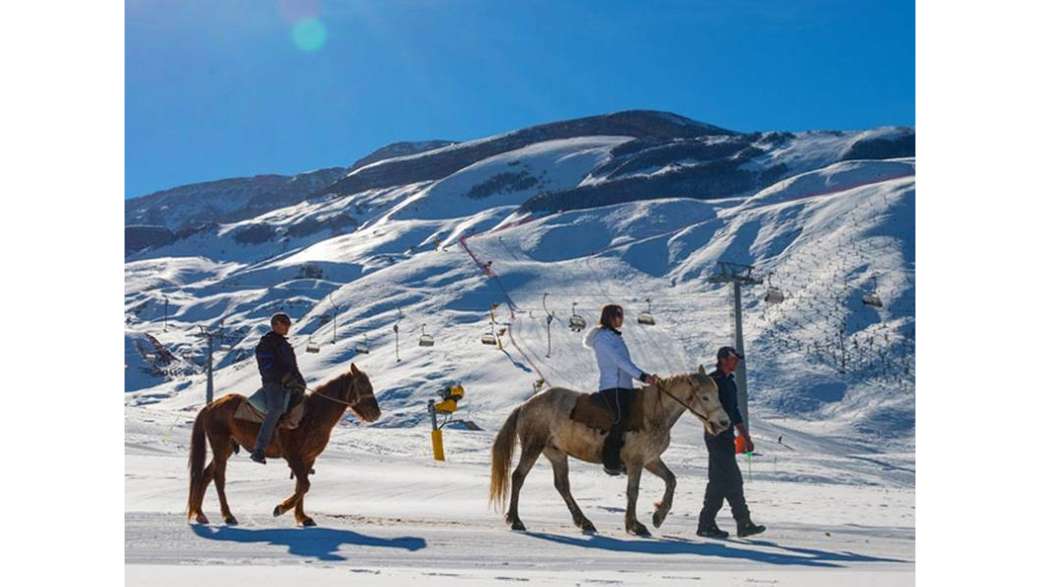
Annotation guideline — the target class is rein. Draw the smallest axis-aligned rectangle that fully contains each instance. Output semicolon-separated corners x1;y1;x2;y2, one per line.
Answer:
656;382;711;425
305;382;358;408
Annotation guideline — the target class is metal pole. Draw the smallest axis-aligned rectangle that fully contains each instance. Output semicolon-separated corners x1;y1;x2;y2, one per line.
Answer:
163;297;168;332
207;335;214;404
733;281;750;432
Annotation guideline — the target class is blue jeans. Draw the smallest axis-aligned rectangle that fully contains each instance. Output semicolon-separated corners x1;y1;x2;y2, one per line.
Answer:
254;382;288;455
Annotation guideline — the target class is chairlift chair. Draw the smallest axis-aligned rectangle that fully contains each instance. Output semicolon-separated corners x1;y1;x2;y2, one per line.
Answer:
862;274;883;308
355;334;370;354
637;297;656;326
568;302;586;332
305;339;320;354
419;324;435;347
481;332;498;346
764;272;785;305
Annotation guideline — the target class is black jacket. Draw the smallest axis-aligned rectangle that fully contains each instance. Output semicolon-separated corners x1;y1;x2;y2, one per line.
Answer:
255;331;303;385
709;368;744;432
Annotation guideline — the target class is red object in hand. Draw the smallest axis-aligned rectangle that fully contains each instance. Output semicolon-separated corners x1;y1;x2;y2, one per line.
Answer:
734;434;748;454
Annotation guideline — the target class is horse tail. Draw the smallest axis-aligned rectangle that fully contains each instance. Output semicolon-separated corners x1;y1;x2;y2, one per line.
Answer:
186;405;210;517
489;406;521;511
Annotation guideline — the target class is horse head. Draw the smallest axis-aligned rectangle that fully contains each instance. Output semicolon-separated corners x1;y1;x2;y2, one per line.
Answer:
335;363;382;423
665;365;730;436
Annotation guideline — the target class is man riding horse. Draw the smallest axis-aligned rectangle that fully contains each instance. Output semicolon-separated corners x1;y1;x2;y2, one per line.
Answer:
251;312;307;464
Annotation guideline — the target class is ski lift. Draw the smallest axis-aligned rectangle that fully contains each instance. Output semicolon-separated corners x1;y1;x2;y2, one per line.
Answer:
355;334;370;354
482;304;501;346
568;302;587;332
419;323;435;347
765;272;785;305
637;298;656;326
394;307;403;362
862;274;883;308
305;335;320;354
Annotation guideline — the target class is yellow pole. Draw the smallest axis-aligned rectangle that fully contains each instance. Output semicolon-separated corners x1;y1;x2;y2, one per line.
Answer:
431;428;445;461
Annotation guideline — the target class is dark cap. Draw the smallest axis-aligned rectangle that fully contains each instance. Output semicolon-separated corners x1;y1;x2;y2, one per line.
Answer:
271;312;292;327
717;346;744;360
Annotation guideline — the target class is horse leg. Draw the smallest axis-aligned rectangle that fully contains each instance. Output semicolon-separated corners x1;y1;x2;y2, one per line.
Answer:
273;460;311;523
624;464;650;537
293;461;317;527
191;463;215;524
645;458;677;528
505;438;544;532
210;437;237;525
544;447;596;534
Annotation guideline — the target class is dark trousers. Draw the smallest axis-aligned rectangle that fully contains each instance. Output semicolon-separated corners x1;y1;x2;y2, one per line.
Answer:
698;430;750;527
598;388;632;468
254;382;288;455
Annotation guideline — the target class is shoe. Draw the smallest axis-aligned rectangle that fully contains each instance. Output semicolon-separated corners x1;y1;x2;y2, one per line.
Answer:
602;464;623;476
250;450;267;464
696;524;729;539
737;520;766;538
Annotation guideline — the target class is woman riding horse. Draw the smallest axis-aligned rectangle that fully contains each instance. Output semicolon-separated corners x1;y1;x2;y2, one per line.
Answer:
583;304;659;475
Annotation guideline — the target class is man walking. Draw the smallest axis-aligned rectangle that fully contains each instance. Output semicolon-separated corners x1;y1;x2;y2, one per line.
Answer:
250;313;305;464
697;346;767;538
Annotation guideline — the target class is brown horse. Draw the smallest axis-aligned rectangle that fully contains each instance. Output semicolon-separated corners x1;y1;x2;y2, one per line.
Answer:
187;363;380;527
489;368;728;537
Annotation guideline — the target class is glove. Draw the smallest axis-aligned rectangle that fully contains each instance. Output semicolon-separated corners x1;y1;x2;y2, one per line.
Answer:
282;372;306;393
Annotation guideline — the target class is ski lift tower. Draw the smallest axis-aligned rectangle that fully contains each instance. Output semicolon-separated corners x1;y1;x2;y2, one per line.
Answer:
708;261;762;431
193;324;226;405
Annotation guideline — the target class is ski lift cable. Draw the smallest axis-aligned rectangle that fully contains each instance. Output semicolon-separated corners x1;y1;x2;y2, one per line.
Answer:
583;256;688;375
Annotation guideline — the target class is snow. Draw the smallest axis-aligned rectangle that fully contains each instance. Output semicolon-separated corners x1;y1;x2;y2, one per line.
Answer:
126;419;913;584
125;126;915;584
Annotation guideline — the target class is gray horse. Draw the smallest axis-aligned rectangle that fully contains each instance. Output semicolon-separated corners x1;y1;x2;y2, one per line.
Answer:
489;368;729;536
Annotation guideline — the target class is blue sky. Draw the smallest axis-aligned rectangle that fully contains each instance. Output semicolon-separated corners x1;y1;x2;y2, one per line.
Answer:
125;0;914;198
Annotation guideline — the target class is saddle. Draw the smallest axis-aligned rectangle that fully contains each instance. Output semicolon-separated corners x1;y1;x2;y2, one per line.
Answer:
569;389;645;433
233;388;306;430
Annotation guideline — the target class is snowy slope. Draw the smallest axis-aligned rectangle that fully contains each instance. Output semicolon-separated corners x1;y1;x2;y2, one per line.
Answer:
124;112;915;584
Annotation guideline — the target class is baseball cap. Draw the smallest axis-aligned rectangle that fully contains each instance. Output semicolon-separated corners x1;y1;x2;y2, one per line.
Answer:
717;346;744;360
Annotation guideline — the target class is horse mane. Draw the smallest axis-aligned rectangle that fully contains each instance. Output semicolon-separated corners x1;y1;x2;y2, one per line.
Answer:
303;372;353;408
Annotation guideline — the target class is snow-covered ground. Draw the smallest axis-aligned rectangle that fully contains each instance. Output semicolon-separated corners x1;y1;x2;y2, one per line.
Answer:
126;414;913;585
125;124;914;584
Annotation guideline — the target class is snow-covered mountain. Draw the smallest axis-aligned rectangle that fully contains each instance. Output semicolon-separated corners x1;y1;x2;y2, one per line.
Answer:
124;110;915;442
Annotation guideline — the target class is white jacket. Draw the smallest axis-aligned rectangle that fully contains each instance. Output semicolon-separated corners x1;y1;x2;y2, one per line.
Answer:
583;326;646;391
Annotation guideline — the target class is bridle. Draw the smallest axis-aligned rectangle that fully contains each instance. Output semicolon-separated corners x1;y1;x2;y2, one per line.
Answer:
657;378;712;426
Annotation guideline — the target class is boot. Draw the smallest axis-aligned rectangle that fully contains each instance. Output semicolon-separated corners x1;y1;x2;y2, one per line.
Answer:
602;427;624;475
601;446;625;476
696;523;729;539
250;449;267;464
737;520;766;538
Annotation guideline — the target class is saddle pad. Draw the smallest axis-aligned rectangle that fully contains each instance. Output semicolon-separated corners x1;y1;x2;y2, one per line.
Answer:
233;388;305;430
569;390;645;433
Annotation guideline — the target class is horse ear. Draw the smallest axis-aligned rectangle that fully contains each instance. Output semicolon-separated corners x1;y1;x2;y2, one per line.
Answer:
698;364;706;375
350;362;360;375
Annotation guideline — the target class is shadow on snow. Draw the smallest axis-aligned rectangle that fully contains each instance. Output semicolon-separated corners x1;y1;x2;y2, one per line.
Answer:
523;532;907;569
190;524;427;562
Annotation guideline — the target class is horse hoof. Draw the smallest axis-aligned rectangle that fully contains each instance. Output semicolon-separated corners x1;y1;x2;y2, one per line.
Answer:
627;523;651;538
273;505;284;517
510;520;527;532
652;510;667;528
193;513;209;525
299;517;316;527
224;516;238;526
580;522;598;535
